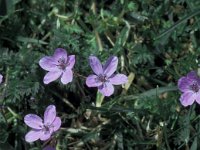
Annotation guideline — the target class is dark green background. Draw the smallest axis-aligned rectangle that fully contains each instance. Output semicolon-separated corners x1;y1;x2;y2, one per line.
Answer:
0;0;200;149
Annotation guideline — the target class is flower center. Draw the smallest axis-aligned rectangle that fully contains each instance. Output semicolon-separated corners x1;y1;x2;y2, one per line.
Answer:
190;82;199;93
44;125;50;132
57;57;68;70
42;124;53;134
97;74;108;83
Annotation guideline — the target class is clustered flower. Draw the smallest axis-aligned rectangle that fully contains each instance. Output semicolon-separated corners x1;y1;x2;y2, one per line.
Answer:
0;48;198;147
3;47;198;147
39;48;128;96
178;71;200;107
23;48;128;145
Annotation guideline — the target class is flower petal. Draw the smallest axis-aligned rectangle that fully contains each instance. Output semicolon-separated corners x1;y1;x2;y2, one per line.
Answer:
25;130;42;143
43;146;56;150
0;74;3;84
60;69;73;84
44;105;56;125
39;56;58;72
51;117;61;132
86;75;102;87
43;71;62;84
180;92;195;107
24;114;43;129
53;48;67;61
40;130;53;141
109;74;128;85
98;82;114;97
103;56;118;77
187;71;198;80
89;56;103;75
178;77;190;93
194;91;200;104
67;55;75;69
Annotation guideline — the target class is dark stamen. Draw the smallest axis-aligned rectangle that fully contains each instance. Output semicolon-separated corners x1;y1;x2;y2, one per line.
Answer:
190;82;199;93
43;125;50;134
97;74;108;83
44;125;49;131
57;57;68;70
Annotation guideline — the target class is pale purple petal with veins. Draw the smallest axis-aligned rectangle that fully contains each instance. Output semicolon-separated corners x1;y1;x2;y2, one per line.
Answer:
40;130;53;141
53;48;67;61
109;74;128;85
51;117;62;132
195;92;200;105
98;82;114;97
25;130;43;143
178;77;190;93
24;114;43;129
103;56;118;77
89;56;103;75
43;71;62;84
0;74;3;84
86;75;102;87
67;55;76;69
39;56;58;72
187;71;198;80
180;92;196;107
44;105;56;125
61;69;73;84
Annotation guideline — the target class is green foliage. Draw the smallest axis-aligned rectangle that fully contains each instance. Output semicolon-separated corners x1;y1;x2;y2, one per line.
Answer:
0;0;200;149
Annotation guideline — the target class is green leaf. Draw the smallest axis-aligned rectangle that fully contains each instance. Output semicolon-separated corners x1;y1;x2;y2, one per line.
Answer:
82;132;99;143
0;130;9;143
190;137;197;150
16;36;48;45
116;132;124;150
0;143;14;150
139;86;177;98
121;86;177;101
113;21;130;51
129;12;147;22
155;9;200;40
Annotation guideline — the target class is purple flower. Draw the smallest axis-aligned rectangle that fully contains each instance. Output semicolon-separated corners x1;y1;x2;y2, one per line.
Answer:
178;71;200;107
86;56;128;96
0;74;3;84
39;48;75;84
24;105;61;143
43;145;56;150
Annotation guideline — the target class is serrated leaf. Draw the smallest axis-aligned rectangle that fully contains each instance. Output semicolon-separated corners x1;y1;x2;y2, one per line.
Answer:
16;36;48;45
155;10;200;40
0;130;9;143
113;22;130;51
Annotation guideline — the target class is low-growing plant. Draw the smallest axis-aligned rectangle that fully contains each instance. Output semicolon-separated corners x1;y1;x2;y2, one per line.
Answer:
0;0;200;149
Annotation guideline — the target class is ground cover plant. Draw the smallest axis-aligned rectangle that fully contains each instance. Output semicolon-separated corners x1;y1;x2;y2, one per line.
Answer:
0;0;200;149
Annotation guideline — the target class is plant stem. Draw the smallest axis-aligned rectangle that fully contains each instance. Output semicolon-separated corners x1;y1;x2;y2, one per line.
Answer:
96;91;104;107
